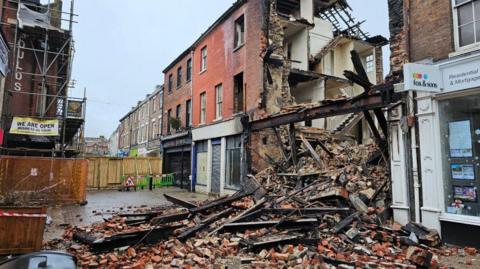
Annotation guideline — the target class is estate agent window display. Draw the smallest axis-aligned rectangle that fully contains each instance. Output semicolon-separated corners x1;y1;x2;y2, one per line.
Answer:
439;93;480;216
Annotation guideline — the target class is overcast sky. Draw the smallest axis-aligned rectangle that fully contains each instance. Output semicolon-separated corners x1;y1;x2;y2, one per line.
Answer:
71;0;390;138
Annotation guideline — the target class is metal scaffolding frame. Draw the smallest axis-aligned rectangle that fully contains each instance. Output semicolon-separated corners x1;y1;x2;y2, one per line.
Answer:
1;0;84;157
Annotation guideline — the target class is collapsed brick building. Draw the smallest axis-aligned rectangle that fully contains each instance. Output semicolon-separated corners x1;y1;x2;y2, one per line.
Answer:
159;0;390;196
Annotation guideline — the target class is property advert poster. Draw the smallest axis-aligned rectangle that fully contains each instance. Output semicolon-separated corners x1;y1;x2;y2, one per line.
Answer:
449;120;473;157
453;185;477;202
451;164;475;180
9;117;59;136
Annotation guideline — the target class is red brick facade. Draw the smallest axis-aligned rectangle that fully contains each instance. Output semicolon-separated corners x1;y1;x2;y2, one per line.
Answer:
162;51;193;136
191;0;265;128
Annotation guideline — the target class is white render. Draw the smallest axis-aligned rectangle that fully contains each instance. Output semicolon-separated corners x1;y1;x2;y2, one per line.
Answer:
391;53;480;234
193;118;243;196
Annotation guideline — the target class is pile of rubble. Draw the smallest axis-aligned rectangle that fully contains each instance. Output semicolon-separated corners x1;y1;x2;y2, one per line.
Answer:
46;128;464;268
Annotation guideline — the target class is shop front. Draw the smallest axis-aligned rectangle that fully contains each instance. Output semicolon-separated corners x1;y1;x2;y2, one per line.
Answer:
191;117;244;196
162;132;191;189
394;52;480;247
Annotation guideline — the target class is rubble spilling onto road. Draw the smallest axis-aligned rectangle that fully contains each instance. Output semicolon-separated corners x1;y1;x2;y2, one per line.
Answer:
46;127;469;268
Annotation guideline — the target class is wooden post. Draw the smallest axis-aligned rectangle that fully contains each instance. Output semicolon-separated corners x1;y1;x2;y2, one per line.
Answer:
289;123;298;169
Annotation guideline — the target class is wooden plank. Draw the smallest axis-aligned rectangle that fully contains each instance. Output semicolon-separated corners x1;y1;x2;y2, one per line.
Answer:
299;133;322;166
289;123;298;168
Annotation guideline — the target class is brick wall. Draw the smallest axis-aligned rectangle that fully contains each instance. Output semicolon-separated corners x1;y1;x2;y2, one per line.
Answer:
191;0;265;127
388;0;455;77
163;53;193;136
409;0;453;62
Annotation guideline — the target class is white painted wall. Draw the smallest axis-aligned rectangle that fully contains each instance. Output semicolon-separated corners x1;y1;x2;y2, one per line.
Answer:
389;105;411;225
288;30;309;70
309;18;334;58
300;0;313;22
292;79;325;128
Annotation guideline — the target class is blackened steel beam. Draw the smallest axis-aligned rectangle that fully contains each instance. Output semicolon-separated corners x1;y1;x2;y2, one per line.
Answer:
250;94;385;131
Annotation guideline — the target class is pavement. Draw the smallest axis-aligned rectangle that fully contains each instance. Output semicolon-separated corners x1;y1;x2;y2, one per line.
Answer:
44;187;209;241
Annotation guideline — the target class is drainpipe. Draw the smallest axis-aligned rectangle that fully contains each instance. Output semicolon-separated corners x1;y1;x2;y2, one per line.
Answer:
409;91;421;222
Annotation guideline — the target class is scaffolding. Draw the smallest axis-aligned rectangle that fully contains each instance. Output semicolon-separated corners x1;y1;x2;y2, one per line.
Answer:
0;0;85;157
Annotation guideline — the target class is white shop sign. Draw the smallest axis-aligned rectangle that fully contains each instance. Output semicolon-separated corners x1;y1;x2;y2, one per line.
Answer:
400;55;480;93
442;57;480;93
403;63;442;92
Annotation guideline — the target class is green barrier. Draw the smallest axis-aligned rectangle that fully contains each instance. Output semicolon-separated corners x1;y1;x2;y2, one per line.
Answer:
162;174;174;187
137;176;148;189
152;174;174;188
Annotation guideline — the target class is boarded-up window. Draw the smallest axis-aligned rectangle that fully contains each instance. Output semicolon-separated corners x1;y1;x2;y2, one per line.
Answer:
196;140;208;185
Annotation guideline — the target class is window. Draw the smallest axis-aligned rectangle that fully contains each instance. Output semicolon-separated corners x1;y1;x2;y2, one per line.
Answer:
225;135;242;188
168;74;173;93
186;59;192;81
454;0;480;47
177;66;182;87
439;93;480;217
176;104;182;129
200;92;206;124
215;84;223;119
366;54;374;73
233;72;244;113
167;109;172;134
152;120;156;139
153;96;157;112
234;15;245;48
201;46;207;72
186;100;192;128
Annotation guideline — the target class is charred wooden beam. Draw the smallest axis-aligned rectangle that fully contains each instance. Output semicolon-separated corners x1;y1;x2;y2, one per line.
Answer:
363;111;383;145
273;127;289;164
350;50;370;84
163;194;198;209
73;225;180;253
299;133;321;167
150;212;190;225
331;212;360;234
344;70;372;89
189;191;253;215
264;207;350;214
220;218;318;233
289;123;298;168
209;198;267;235
178;208;234;241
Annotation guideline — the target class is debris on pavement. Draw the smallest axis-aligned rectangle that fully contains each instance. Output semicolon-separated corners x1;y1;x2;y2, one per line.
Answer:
45;127;473;268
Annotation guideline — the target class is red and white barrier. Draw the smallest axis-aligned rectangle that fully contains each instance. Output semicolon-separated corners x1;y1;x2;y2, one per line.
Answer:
0;211;47;218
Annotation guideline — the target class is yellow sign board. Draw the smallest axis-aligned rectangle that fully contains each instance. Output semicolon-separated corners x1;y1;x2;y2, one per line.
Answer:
10;117;59;136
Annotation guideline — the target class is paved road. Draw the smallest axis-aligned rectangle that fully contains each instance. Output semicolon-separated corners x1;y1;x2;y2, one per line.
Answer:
44;188;208;241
